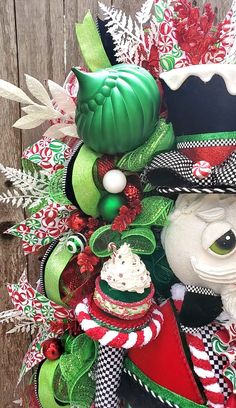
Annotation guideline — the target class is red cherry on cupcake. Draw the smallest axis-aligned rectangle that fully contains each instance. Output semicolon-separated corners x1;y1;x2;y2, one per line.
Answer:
42;338;62;360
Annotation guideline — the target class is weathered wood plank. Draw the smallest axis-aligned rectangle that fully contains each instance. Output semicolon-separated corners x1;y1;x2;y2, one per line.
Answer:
15;0;65;150
0;1;29;407
15;0;65;294
112;0;144;15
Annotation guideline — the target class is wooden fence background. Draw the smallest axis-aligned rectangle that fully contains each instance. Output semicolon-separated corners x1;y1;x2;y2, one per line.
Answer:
0;0;232;406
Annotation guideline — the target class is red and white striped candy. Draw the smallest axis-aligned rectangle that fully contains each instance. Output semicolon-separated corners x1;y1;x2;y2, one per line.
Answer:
75;298;163;349
192;161;212;180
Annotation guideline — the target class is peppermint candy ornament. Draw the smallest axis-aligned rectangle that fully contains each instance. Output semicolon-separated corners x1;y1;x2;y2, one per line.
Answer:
192;160;212;180
66;233;87;254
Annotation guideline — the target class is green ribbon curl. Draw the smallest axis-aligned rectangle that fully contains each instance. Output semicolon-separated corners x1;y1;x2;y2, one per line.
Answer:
89;196;173;257
44;242;73;306
53;334;98;407
38;334;97;408
38;360;70;408
90;225;156;258
117;119;175;172
76;12;111;72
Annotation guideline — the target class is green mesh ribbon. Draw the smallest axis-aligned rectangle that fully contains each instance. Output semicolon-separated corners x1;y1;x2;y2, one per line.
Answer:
117;119;174;172
143;183;155;193
53;334;98;407
76;12;111;72
122;227;156;255
89;224;156;257
131;196;173;227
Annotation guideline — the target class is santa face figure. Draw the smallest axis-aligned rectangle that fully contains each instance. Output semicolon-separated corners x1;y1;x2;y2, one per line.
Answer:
162;194;236;318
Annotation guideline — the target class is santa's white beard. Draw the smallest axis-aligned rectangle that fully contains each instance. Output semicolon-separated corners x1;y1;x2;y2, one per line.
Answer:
221;285;236;319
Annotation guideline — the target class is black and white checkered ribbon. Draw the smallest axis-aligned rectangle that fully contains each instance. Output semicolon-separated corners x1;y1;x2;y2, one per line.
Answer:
186;285;218;297
95;345;125;408
200;324;230;400
142;150;236;193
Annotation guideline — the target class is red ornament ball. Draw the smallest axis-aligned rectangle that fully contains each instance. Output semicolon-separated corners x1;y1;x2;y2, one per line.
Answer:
42;338;62;360
123;183;142;202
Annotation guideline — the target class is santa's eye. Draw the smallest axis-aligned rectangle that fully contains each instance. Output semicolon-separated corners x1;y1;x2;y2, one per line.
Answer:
209;230;236;256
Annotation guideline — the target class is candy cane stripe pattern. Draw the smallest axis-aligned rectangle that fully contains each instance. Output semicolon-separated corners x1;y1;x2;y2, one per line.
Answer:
192;161;212;180
187;333;225;408
75;298;163;349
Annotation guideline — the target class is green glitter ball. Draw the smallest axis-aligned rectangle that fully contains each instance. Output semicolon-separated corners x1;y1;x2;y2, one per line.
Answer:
98;194;126;222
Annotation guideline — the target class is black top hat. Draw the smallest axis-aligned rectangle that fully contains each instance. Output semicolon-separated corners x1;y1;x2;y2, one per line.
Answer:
143;65;236;194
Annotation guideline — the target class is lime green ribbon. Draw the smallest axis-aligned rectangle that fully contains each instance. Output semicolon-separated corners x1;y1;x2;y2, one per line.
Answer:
38;360;70;408
38;334;98;408
131;196;173;227
76;12;111;72
117;119;175;172
44;243;73;307
72;144;102;218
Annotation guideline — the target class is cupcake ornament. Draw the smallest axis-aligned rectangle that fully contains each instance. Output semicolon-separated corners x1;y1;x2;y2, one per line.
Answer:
76;242;163;349
100;243;151;294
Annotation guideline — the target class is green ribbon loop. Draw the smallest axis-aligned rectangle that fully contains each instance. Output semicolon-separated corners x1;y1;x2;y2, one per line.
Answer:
38;335;97;408
38;360;70;408
53;334;98;407
89;195;173;257
117;119;175;172
89;224;156;257
76;12;111;72
44;242;73;306
131;196;173;227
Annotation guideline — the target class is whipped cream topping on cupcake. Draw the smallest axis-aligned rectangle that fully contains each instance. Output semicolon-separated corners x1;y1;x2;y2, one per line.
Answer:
101;243;151;294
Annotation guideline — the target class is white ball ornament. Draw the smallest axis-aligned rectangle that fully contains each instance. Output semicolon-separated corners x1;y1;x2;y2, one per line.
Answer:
102;169;127;194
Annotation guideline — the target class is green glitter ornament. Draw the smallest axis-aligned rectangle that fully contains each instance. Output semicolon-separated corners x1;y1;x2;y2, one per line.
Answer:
72;64;161;154
98;194;126;222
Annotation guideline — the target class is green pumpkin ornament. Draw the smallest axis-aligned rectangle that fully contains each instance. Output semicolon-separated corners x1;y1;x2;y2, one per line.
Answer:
72;64;161;154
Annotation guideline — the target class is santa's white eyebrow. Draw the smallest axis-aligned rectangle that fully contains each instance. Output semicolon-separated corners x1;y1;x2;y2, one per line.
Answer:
197;207;225;223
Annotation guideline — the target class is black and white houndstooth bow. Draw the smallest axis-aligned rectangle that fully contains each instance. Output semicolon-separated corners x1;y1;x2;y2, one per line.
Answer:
142;150;236;194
